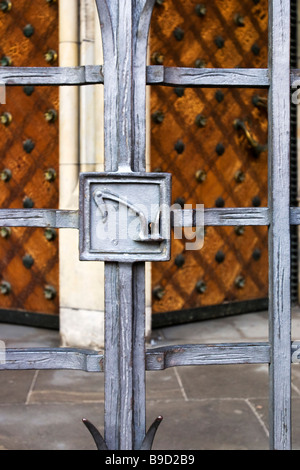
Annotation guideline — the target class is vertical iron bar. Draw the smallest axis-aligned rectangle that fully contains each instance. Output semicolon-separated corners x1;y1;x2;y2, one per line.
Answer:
95;0;155;450
268;0;292;450
104;263;139;450
290;0;299;305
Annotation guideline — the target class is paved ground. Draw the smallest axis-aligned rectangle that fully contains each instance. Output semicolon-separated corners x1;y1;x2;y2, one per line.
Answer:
1;308;300;450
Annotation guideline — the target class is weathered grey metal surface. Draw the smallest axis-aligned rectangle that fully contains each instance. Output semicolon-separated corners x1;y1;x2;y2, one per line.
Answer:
172;208;270;227
3;206;300;230
95;0;157;451
0;207;270;229
6;206;300;229
0;66;104;85
0;344;273;372
3;341;300;373
268;0;291;451
147;343;271;369
7;206;300;228
0;209;78;228
79;172;171;262
0;65;269;88
1;65;300;90
0;348;104;372
148;66;270;88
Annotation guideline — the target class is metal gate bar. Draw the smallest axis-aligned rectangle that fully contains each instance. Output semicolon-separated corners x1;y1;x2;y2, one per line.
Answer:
0;0;296;450
0;66;269;87
7;340;300;371
268;0;291;449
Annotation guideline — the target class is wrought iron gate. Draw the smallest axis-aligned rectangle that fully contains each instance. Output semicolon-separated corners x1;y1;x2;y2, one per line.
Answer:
0;0;299;451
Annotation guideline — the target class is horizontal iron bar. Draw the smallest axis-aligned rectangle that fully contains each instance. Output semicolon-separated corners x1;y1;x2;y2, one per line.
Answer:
0;209;79;228
2;342;300;371
5;342;300;372
2;206;300;228
173;207;300;226
0;66;104;85
147;66;270;88
1;207;300;229
0;348;104;372
1;67;299;89
172;208;270;227
146;343;271;369
0;65;270;88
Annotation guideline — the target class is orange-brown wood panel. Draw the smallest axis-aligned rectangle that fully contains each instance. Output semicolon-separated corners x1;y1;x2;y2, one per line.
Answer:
150;0;269;315
0;0;59;316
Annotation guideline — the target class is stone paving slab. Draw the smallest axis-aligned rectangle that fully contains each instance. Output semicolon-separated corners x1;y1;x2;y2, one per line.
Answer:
0;370;36;404
0;323;60;349
147;399;269;450
29;370;105;404
176;364;269;400
0;403;101;450
0;311;300;450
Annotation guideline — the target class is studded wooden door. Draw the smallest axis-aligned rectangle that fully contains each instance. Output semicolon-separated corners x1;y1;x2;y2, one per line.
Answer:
0;0;59;327
150;0;271;325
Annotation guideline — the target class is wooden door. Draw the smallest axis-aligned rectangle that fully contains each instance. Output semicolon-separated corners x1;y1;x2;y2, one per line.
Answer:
150;0;270;326
0;0;59;327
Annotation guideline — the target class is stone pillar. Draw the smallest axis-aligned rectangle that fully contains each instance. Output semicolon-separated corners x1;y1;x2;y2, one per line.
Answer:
59;0;105;349
58;0;152;348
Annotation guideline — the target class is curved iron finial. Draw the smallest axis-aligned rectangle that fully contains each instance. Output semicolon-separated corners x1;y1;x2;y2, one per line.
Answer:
82;419;108;450
140;416;163;450
83;415;163;451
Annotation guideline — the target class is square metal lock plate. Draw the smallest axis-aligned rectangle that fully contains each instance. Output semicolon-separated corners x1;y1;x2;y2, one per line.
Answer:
79;172;171;262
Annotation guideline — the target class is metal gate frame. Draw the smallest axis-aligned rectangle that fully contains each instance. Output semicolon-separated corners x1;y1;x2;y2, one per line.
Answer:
0;0;298;450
